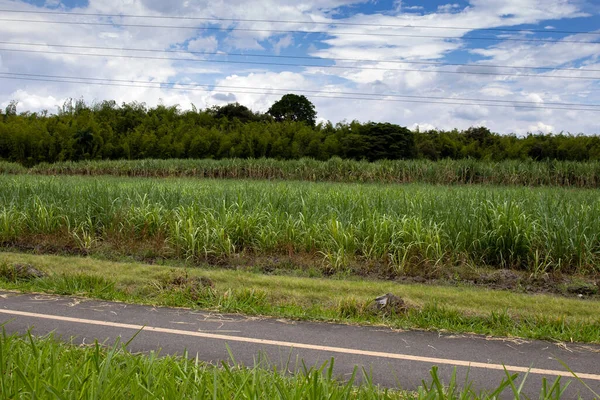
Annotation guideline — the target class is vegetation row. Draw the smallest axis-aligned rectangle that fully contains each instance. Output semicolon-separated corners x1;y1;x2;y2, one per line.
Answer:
2;98;600;167
3;157;600;188
0;332;579;399
2;175;599;274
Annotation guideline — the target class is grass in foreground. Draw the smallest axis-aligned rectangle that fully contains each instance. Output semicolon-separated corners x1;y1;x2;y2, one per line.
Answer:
2;252;600;344
0;331;584;399
0;331;405;399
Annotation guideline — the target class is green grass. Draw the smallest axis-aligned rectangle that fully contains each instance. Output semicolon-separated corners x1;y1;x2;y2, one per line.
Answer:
2;252;600;344
0;161;26;174
0;330;408;399
0;330;585;399
1;174;600;274
4;157;600;188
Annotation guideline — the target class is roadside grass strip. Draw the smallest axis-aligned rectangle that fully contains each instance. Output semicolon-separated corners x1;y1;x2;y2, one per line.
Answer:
1;252;600;344
0;330;593;399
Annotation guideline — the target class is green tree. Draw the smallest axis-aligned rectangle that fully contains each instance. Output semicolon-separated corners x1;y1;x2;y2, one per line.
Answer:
4;100;18;118
360;122;416;161
73;127;95;160
267;94;317;127
212;103;258;123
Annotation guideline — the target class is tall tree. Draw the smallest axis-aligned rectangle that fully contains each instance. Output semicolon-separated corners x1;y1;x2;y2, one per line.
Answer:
360;122;416;161
212;102;258;123
267;94;317;127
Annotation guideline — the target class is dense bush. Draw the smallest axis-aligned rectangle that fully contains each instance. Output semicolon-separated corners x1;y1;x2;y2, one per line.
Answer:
1;98;599;166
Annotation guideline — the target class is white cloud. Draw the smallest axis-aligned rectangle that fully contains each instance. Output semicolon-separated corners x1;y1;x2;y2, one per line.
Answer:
188;36;219;52
470;33;600;68
410;122;437;131
271;35;294;55
0;0;598;136
479;85;513;97
437;3;461;13
211;71;319;110
455;104;490;121
529;121;555;133
1;90;61;112
404;5;424;11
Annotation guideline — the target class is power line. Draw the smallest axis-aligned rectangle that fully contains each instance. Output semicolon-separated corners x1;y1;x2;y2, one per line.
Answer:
0;8;598;36
3;41;598;73
5;71;599;107
2;17;599;44
3;47;599;80
1;72;598;111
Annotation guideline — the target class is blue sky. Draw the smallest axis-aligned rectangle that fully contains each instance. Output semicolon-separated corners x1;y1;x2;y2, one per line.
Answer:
0;0;599;134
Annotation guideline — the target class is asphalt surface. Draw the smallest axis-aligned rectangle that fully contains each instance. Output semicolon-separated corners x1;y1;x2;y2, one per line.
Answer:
1;291;599;397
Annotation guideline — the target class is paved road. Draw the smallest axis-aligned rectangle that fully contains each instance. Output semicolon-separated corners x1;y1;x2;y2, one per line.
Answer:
1;291;599;397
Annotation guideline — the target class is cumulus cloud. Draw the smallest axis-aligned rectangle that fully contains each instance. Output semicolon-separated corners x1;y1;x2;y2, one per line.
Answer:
1;90;61;112
188;36;219;52
271;35;294;55
211;71;320;111
455;104;490;121
479;85;513;97
437;3;461;13
410;122;437;131
404;5;424;11
529;121;555;134
212;92;237;102
0;0;598;135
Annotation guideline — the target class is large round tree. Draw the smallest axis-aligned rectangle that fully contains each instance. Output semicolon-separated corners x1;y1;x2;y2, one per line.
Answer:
267;94;317;127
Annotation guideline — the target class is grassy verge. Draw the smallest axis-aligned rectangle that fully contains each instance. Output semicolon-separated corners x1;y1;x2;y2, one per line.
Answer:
1;331;583;399
2;252;600;344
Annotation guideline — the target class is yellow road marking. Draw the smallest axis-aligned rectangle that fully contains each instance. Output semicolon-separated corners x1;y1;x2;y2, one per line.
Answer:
1;308;599;381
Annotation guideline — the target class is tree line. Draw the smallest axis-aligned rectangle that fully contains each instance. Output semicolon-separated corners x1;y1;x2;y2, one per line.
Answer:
1;96;599;166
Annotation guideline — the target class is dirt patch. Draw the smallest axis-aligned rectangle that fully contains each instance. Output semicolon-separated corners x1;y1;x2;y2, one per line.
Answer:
0;263;46;281
169;274;215;290
565;282;599;296
396;270;599;299
476;269;520;287
159;271;216;302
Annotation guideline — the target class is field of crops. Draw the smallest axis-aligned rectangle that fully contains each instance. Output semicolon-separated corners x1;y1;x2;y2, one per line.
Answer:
4;157;600;187
1;174;599;274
